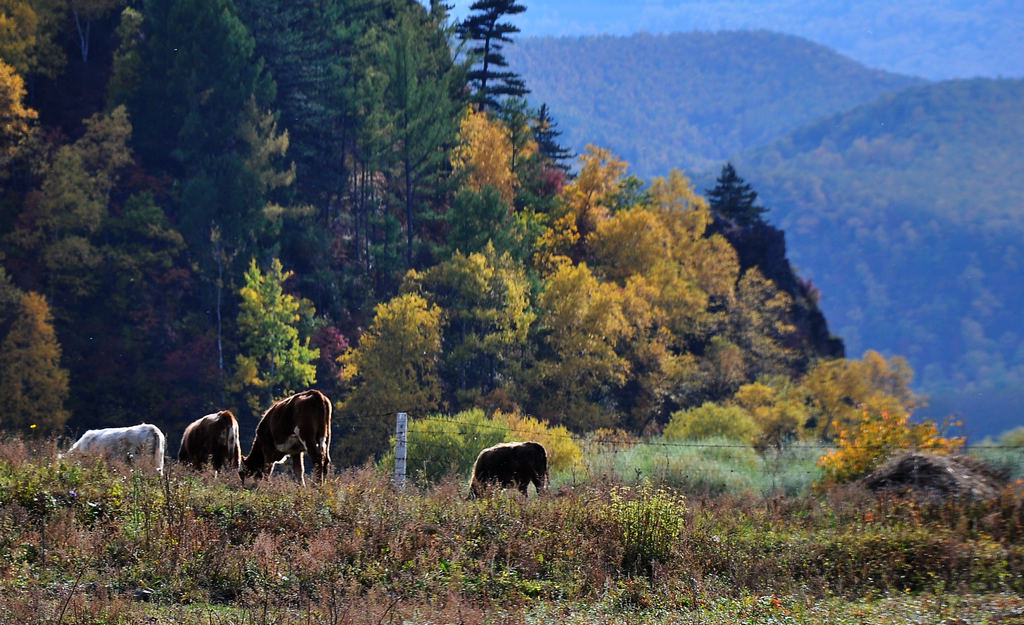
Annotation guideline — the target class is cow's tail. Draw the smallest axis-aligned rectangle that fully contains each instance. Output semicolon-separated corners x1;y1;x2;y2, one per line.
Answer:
315;392;332;483
147;425;166;475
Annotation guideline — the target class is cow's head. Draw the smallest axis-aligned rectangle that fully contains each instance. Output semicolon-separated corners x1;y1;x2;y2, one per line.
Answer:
238;454;263;484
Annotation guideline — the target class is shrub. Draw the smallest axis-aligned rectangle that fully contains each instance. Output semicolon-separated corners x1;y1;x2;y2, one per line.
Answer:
380;408;583;486
382;409;506;485
602;483;685;573
664;402;758;443
493;410;583;473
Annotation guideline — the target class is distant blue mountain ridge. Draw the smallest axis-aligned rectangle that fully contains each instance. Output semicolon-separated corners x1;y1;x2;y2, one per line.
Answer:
453;0;1024;81
504;29;1024;438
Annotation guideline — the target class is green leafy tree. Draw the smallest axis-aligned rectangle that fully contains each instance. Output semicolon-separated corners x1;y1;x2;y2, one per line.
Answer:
705;162;767;227
403;244;534;409
4;106;132;303
0;290;70;433
233;258;318;413
106;7;143;108
458;0;528;111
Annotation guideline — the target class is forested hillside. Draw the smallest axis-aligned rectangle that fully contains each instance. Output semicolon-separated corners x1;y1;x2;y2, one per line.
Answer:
722;78;1024;437
3;0;981;469
504;30;923;178
499;0;1023;80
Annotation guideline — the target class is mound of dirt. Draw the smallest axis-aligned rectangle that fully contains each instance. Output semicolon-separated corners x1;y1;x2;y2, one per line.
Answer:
858;453;1008;501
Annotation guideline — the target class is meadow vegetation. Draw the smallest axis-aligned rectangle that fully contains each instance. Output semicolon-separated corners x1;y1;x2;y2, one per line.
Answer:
2;435;1022;624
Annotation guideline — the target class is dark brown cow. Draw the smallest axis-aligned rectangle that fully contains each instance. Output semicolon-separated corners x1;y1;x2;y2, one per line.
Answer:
239;390;332;486
470;441;548;498
178;410;242;473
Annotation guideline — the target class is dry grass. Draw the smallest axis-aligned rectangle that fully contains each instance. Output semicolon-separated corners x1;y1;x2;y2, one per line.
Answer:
1;435;1022;623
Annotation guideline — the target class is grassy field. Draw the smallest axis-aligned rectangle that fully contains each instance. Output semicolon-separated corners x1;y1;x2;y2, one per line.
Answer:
1;436;1022;624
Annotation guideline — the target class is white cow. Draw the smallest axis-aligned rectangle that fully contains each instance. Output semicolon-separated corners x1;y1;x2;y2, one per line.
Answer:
65;423;166;474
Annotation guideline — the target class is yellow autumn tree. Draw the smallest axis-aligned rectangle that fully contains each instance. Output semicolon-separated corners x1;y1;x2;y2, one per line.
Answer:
0;0;66;78
589;205;671;283
451;107;517;204
338;293;443;463
538;144;628;267
0;59;36;169
648;168;710;249
403;243;534;410
802;350;922;441
726;268;801;377
818;410;964;484
0;290;70;433
732;378;809;453
526;261;631;430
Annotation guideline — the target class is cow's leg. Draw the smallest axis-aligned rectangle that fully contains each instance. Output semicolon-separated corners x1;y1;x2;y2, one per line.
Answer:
319;443;331;485
305;432;330;485
313;453;329;485
291;453;305;486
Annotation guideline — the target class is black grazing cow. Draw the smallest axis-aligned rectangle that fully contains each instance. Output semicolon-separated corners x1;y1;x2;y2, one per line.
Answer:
178;410;242;473
239;390;332;486
470;441;548;498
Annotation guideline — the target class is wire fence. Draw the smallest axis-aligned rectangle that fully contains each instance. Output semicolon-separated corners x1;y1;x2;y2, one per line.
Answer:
339;411;1024;493
342;410;1024;452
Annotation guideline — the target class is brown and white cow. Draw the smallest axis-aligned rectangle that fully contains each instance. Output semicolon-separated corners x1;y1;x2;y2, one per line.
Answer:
178;410;242;473
239;389;332;486
64;423;166;474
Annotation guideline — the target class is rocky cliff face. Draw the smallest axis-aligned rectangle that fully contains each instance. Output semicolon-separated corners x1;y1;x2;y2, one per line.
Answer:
711;217;845;364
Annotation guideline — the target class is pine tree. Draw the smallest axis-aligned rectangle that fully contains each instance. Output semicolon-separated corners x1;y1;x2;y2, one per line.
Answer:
131;0;277;256
385;5;465;269
458;0;528;111
532;103;573;171
705;162;767;227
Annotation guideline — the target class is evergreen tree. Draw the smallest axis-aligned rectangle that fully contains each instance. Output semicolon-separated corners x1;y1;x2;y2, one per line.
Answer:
458;0;528;111
385;5;465;269
532;103;573;171
705;162;767;227
131;0;277;255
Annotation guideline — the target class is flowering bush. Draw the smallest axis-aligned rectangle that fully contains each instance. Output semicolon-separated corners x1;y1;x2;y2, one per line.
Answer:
818;409;964;483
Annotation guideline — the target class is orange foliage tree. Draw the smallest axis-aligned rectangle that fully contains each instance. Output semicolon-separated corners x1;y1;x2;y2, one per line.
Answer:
818;410;964;484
